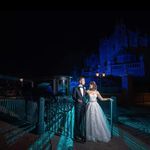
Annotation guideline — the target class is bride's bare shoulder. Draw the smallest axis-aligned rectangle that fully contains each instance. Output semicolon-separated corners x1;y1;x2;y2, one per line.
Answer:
95;90;100;94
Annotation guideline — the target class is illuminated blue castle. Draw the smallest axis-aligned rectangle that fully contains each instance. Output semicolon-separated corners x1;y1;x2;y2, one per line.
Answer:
98;23;148;77
82;23;149;78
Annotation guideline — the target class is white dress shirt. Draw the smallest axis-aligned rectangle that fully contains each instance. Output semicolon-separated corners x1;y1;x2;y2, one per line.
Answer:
79;84;84;96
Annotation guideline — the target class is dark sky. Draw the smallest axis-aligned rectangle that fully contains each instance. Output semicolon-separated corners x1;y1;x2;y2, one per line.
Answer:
1;10;150;78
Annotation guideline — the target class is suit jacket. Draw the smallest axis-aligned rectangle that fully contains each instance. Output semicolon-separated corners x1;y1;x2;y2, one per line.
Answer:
72;86;88;105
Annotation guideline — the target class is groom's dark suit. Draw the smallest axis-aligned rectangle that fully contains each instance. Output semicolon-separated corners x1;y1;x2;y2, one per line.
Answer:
72;84;88;141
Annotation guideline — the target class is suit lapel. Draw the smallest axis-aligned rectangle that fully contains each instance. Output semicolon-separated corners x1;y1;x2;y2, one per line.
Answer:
77;87;83;98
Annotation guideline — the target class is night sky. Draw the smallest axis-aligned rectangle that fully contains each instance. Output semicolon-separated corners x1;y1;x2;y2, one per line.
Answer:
1;10;150;78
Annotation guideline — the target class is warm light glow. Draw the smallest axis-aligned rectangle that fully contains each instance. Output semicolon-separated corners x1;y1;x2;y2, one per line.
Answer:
19;78;23;82
96;73;99;77
102;73;106;77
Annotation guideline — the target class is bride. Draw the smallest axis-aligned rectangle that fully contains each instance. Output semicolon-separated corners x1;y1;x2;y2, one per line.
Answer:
86;81;113;142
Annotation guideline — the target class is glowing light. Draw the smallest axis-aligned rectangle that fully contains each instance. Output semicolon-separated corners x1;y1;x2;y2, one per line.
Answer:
19;78;23;82
102;73;106;77
96;73;99;77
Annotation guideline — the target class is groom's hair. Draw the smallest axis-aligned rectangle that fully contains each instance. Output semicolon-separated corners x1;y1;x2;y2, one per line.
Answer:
78;76;85;82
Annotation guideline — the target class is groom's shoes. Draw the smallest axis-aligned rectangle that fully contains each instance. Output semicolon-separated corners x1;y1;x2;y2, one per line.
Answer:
75;136;86;143
81;136;86;143
75;136;81;140
74;137;82;142
82;138;86;142
75;136;82;142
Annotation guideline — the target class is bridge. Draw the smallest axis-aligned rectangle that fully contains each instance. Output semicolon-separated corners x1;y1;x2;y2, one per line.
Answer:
0;95;149;150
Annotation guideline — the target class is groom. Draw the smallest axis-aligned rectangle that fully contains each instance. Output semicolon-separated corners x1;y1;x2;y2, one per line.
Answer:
72;76;88;142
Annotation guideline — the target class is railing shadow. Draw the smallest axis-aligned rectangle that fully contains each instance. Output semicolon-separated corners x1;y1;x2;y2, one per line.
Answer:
0;95;118;149
30;95;117;149
0;97;37;147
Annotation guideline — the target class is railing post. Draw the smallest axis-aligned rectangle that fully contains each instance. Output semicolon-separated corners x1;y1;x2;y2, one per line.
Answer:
110;98;113;137
110;96;118;137
37;97;45;134
111;96;118;123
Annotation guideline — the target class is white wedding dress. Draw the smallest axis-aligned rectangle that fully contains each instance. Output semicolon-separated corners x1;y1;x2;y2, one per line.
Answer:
86;93;111;142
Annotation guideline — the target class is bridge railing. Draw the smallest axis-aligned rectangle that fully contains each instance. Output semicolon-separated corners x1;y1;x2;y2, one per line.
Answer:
33;95;117;149
0;97;37;146
98;96;118;137
0;95;118;148
29;96;74;150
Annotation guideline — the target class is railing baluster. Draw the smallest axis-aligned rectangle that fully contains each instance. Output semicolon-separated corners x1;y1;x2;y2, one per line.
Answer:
37;97;45;134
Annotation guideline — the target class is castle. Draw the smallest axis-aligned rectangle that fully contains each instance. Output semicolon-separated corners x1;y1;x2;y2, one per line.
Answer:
98;23;149;77
82;23;150;79
81;23;150;97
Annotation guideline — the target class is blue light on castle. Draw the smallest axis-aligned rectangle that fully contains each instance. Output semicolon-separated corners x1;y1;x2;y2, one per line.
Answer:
80;23;150;97
98;23;147;77
82;23;149;79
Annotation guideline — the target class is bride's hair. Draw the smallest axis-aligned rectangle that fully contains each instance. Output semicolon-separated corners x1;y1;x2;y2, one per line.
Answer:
89;81;97;90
